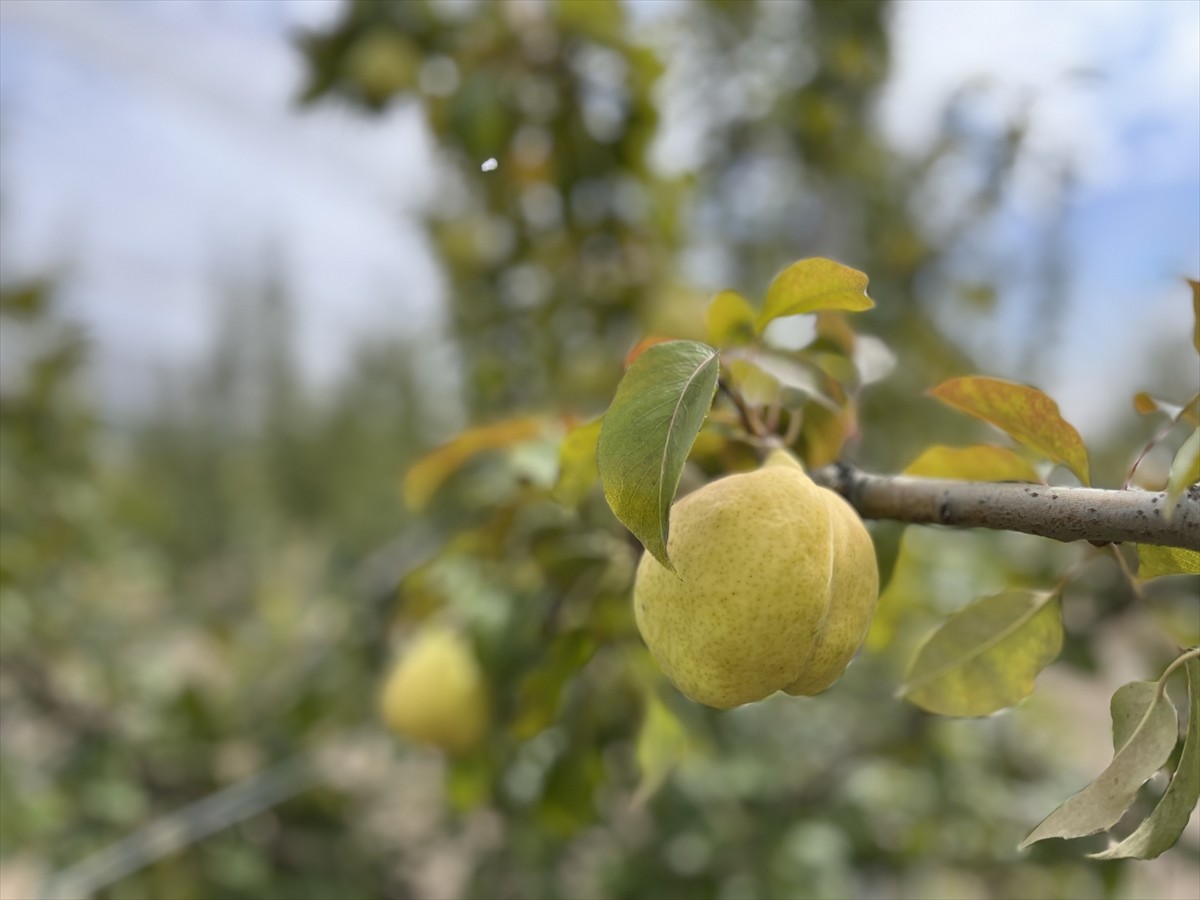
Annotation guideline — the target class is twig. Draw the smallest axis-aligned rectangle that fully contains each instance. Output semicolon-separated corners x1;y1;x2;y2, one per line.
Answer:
38;756;315;900
1156;646;1200;700
1107;544;1147;604
718;379;765;438
810;465;1200;551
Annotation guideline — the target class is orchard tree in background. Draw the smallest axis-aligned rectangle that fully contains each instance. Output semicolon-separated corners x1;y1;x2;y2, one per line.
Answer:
300;0;1199;893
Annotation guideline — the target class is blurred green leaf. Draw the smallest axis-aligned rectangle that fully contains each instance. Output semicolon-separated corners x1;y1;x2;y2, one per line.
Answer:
1132;392;1200;427
447;752;496;812
537;746;604;838
755;258;873;332
634;692;689;805
903;444;1041;483
1136;545;1200;581
0;280;51;317
1165;427;1199;514
403;415;548;511
929;376;1090;484
1092;658;1200;859
597;341;719;570
727;350;838;410
1021;676;1178;849
511;631;597;739
727;358;781;407
343;28;420;105
555;0;624;43
800;401;855;469
901;591;1062;716
553;418;603;507
1186;395;1200;428
706;290;756;347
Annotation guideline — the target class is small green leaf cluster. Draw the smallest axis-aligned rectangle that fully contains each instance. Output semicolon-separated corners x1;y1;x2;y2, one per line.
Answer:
1022;653;1200;860
595;257;878;572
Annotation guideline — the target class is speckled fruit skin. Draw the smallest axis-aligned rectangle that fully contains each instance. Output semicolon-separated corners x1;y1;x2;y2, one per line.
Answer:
380;627;489;753
633;451;879;709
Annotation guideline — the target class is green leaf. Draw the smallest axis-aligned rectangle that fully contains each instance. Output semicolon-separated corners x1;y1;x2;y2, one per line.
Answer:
446;752;496;812
726;350;838;409
900;591;1062;717
511;631;597;739
706;290;756;347
1109;681;1161;752
552;417;603;506
755;258;873;333
1092;658;1200;859
634;692;689;805
903;444;1041;483
1166;427;1200;514
1137;545;1200;581
929;376;1091;485
537;746;604;838
1020;677;1179;849
727;358;781;407
597;340;720;570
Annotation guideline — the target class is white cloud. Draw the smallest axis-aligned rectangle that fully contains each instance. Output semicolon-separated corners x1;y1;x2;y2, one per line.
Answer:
880;0;1200;194
0;0;445;405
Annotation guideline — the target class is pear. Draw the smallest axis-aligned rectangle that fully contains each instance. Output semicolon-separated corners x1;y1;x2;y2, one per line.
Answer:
633;450;879;709
380;626;489;753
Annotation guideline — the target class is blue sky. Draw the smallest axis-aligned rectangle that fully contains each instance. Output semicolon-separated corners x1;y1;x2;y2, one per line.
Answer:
0;0;1197;439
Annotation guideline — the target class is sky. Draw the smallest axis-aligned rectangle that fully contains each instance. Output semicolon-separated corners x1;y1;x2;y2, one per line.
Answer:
0;0;1197;438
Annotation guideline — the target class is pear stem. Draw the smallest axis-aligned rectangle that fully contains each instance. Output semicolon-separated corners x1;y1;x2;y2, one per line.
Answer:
810;465;1200;551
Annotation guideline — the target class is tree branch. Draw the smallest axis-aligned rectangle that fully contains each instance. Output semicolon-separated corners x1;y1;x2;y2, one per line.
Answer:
809;465;1200;551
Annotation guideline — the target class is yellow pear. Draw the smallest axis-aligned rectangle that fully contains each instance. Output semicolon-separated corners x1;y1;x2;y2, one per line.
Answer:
380;626;489;753
633;450;879;709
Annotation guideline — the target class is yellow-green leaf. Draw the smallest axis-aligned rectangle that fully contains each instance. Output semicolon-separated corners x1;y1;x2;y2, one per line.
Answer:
706;289;756;347
1092;658;1200;859
1133;392;1160;416
1133;392;1200;427
1021;676;1178;848
1166;427;1200;514
403;415;548;511
901;591;1062;717
929;376;1090;484
903;444;1041;483
552;417;603;506
755;258;873;333
597;340;720;571
1137;544;1200;581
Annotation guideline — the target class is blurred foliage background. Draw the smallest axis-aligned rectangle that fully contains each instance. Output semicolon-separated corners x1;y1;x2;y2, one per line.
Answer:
1;1;1197;899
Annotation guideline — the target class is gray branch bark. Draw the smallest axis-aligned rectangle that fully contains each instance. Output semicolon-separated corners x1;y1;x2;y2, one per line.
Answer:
809;466;1200;551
